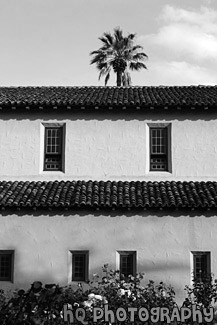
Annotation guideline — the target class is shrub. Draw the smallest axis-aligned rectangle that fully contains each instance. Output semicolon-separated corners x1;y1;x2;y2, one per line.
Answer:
185;274;217;308
184;274;217;325
0;264;177;325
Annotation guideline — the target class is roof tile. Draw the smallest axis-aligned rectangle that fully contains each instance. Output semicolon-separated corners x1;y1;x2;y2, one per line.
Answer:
0;86;217;109
0;180;215;211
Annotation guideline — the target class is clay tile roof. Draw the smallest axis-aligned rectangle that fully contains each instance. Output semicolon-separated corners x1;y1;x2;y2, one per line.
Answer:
0;86;217;109
0;180;217;211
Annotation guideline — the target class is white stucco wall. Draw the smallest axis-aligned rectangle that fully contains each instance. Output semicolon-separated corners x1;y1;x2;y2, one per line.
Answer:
0;211;216;305
0;110;216;306
0;110;216;181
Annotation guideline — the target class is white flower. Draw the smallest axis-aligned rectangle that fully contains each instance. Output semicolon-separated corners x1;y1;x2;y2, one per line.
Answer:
88;293;95;300
126;290;131;297
94;295;103;300
162;290;166;297
118;288;125;296
83;300;93;308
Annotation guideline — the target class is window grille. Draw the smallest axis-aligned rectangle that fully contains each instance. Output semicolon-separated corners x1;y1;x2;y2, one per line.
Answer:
118;251;136;278
71;251;89;281
192;251;211;282
0;251;14;281
44;127;63;171
150;127;168;171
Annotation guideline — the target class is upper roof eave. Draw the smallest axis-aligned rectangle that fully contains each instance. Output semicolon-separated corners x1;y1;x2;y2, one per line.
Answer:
0;85;216;110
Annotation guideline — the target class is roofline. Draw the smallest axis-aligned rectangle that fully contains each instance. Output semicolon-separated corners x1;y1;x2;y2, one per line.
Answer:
0;85;216;111
0;180;216;212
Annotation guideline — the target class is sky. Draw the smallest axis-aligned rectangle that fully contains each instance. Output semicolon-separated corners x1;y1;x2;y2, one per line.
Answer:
0;0;217;86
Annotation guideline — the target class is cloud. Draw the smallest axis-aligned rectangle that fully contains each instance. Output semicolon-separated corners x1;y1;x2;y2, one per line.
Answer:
145;61;217;86
151;23;217;61
161;5;217;30
136;5;217;85
140;5;217;62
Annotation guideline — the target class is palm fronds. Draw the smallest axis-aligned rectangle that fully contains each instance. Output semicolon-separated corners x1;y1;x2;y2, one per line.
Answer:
90;27;148;86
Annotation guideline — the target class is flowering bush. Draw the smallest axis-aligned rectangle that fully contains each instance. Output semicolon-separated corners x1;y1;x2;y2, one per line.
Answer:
88;264;177;318
0;264;177;324
184;274;217;325
184;274;217;309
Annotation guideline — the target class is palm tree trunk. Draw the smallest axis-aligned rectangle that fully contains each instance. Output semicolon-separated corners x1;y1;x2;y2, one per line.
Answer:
116;71;122;86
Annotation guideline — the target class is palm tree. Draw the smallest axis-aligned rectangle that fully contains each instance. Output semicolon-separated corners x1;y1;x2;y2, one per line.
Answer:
90;27;148;87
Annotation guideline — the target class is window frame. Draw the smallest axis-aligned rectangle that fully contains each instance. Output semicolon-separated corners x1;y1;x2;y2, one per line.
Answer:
70;250;89;282
148;123;172;173
42;123;65;172
191;251;211;282
0;250;14;282
117;251;137;278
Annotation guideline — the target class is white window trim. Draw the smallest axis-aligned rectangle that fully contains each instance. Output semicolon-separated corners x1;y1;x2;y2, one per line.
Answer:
40;122;66;174
146;123;172;174
190;251;211;285
116;251;137;277
68;250;89;283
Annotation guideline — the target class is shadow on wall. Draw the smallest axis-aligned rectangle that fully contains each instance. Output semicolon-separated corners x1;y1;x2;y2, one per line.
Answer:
1;208;216;218
0;108;216;122
1;260;190;306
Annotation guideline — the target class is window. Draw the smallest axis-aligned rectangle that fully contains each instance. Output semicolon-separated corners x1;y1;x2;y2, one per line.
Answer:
192;251;211;282
71;251;89;282
149;123;171;172
118;251;136;277
0;250;14;282
43;124;65;171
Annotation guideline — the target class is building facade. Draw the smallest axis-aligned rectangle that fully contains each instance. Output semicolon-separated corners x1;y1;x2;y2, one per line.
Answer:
0;85;216;305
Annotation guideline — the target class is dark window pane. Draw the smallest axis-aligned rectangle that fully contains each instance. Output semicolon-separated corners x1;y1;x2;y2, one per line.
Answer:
72;254;86;281
193;252;210;282
0;253;13;281
150;127;168;171
120;254;134;277
44;126;63;171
